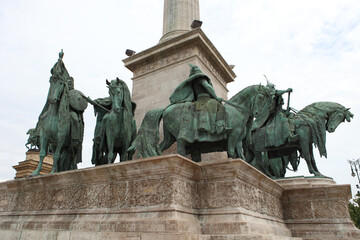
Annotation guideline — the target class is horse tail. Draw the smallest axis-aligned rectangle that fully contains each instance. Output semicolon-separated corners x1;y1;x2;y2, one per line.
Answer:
128;108;165;158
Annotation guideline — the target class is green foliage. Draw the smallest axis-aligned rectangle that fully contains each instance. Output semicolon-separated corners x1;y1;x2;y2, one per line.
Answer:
349;193;360;229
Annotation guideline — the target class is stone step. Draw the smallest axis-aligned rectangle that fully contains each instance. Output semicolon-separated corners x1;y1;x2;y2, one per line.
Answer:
208;234;303;240
203;221;293;237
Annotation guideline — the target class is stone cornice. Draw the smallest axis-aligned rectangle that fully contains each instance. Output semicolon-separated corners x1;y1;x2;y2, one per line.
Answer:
123;28;236;83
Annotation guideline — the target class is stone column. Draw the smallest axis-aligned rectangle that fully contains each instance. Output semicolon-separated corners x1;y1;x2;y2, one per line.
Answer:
159;0;199;43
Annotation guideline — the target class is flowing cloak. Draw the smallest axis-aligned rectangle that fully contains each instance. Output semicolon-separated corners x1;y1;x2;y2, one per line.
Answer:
169;72;212;104
252;112;290;151
169;72;225;143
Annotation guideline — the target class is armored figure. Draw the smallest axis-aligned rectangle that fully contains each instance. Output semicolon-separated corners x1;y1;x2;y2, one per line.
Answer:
260;80;293;148
246;79;353;178
29;50;87;175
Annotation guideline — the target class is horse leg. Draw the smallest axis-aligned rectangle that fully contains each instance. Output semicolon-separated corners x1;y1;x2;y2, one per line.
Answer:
296;127;317;176
52;137;67;173
31;136;48;176
229;128;244;159
309;145;324;176
242;139;255;163
235;141;244;159
281;156;290;177
252;151;263;170
251;151;273;177
159;127;175;153
120;144;128;162
191;151;201;162
269;157;283;178
299;139;317;175
106;133;115;164
177;139;187;157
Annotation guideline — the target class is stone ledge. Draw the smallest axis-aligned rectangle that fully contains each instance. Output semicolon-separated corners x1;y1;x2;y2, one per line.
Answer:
1;155;359;239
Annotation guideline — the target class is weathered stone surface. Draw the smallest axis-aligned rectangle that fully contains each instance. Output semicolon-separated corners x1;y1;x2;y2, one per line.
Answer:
1;155;359;239
278;178;360;240
124;28;235;162
12;150;53;179
276;176;336;190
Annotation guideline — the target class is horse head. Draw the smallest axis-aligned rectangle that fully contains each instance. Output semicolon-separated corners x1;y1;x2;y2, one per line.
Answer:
251;85;276;128
251;85;274;118
106;77;124;113
327;107;354;133
48;76;66;104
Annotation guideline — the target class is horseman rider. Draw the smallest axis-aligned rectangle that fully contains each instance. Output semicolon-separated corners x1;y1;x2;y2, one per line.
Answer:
169;64;226;142
52;51;85;162
263;80;295;147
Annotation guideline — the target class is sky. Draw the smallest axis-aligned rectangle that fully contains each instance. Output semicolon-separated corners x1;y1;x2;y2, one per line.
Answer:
0;0;359;196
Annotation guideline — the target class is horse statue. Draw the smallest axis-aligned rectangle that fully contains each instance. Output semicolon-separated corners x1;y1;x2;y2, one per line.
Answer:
129;84;275;162
31;50;87;175
247;101;354;177
91;78;137;165
25;128;39;150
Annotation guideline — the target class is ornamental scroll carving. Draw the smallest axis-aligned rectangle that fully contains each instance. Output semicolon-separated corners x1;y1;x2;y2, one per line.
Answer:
0;176;196;213
197;50;227;86
131;46;229;88
197;179;283;219
0;178;283;220
133;48;195;77
283;198;350;220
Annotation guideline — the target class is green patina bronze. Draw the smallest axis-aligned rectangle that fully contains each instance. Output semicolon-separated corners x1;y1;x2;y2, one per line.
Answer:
246;84;354;178
29;50;87;175
91;78;137;165
129;64;276;161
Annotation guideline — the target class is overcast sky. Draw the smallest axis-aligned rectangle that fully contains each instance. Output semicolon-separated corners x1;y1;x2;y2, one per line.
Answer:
0;0;359;196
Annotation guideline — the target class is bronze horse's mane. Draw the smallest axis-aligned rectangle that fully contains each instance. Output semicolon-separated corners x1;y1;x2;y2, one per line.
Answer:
229;84;270;106
298;102;347;119
291;102;349;158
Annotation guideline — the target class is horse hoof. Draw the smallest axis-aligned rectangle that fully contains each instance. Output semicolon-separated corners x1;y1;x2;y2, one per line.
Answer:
31;171;39;176
313;172;327;178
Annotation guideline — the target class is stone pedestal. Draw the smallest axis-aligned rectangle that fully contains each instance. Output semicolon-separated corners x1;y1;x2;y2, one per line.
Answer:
1;155;359;240
12;150;53;179
124;28;235;129
124;28;236;160
277;177;360;240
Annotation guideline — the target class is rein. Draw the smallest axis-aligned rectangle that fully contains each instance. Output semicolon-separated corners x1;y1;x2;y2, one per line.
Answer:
221;98;250;114
224;87;269;116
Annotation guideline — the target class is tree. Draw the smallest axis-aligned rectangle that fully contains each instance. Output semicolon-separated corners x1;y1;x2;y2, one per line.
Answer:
349;193;360;229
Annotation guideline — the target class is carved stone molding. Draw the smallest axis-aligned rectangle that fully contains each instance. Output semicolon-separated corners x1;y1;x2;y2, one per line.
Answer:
132;47;195;77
